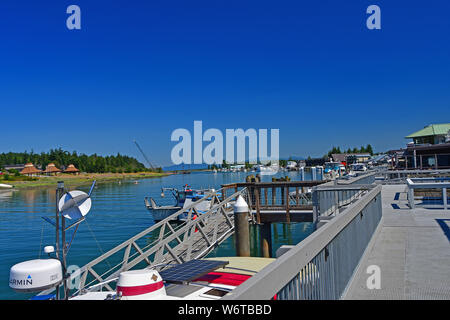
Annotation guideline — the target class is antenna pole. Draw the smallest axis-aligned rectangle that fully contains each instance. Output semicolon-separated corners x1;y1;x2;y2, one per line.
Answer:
55;181;64;300
60;183;69;300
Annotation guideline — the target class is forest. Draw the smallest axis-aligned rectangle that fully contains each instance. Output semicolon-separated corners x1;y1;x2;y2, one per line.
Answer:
0;149;156;173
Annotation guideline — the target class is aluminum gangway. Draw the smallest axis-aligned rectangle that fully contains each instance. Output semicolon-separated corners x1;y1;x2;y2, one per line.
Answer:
65;187;251;295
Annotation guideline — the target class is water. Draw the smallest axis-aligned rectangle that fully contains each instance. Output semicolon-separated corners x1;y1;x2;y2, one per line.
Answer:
0;170;315;299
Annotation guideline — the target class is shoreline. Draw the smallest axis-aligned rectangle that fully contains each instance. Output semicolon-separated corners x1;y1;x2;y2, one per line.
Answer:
2;172;171;190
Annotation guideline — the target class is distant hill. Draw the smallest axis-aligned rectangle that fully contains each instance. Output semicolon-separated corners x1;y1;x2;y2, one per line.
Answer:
163;164;209;171
285;156;306;161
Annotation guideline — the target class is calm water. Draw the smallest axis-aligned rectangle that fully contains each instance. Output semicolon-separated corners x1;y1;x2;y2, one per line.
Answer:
0;171;315;299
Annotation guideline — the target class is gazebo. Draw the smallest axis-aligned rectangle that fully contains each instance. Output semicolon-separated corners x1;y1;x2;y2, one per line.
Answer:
64;164;80;174
20;163;42;177
43;163;61;176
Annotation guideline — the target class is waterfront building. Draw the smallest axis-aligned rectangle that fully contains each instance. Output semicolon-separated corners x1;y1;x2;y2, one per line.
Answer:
2;164;25;172
405;123;450;145
331;153;371;165
20;163;42;177
43;163;61;176
394;123;450;169
64;164;80;174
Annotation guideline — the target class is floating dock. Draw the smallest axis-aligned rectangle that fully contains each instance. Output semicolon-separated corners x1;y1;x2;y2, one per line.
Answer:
344;184;450;299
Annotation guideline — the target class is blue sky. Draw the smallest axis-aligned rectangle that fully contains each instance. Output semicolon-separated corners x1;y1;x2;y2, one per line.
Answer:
0;1;449;166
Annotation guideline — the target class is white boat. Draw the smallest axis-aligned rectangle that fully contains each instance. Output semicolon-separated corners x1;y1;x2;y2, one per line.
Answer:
255;164;279;175
0;183;13;189
348;163;368;176
145;185;217;222
286;161;298;171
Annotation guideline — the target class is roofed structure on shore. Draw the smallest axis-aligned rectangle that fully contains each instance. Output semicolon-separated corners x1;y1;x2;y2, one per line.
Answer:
3;164;25;171
64;164;80;174
43;163;61;175
20;163;42;176
405;123;450;145
331;153;371;164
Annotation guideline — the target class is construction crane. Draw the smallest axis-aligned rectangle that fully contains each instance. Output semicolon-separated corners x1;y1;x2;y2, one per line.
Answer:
134;140;155;170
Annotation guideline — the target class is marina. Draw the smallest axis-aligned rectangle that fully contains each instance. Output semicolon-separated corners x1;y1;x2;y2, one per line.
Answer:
1;170;315;300
5;164;450;300
1;1;450;304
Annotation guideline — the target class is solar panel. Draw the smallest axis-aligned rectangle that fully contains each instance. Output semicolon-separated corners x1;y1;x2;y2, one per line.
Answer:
160;259;229;284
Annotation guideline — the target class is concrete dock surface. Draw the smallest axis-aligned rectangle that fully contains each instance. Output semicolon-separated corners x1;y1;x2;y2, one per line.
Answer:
344;184;450;299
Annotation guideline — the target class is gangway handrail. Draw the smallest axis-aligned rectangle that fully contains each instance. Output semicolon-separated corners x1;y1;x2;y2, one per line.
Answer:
61;187;250;296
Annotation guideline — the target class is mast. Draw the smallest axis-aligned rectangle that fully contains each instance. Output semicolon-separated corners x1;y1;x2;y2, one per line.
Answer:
134;140;155;170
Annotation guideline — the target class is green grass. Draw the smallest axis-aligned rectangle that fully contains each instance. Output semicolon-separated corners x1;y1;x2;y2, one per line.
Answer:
2;172;170;189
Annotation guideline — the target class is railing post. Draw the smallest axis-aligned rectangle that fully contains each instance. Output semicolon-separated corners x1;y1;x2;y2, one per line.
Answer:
286;186;291;223
408;186;415;209
312;187;319;223
233;196;250;257
443;187;448;210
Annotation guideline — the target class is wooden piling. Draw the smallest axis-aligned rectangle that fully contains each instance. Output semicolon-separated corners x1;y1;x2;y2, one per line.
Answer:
260;222;272;258
234;196;250;257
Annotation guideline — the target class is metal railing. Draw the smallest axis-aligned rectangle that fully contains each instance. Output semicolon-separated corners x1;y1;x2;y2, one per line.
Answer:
64;187;250;295
376;168;450;184
335;171;377;185
311;172;377;220
222;181;325;223
312;184;373;219
223;185;382;300
407;177;450;209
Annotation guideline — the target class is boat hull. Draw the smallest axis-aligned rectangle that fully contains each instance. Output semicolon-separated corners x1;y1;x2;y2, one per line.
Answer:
147;207;181;222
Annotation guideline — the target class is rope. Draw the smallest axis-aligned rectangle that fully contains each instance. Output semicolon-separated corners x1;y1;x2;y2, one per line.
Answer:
85;220;112;269
38;220;45;259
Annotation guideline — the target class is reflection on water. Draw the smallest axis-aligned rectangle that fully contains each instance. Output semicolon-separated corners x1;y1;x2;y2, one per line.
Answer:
0;171;315;299
0;190;14;202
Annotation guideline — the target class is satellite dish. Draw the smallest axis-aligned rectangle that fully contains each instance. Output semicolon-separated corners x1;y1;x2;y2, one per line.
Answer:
58;181;96;220
58;190;92;220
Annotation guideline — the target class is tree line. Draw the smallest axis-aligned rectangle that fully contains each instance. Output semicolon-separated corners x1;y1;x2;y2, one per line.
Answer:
0;149;161;173
326;144;374;159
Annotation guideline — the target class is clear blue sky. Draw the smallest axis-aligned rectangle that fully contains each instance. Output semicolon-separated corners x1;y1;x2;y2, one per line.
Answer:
0;1;449;166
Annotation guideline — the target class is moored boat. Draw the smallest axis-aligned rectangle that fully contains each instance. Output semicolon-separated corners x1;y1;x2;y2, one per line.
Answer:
144;185;218;222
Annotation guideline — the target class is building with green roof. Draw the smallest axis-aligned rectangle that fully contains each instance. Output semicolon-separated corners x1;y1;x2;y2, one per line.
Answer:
405;123;450;145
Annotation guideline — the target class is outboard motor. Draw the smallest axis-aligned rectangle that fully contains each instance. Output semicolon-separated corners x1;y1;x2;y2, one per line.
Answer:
116;269;166;300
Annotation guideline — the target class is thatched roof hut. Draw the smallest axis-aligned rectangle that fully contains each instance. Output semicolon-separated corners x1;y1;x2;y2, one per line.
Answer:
44;163;61;175
20;163;42;176
64;164;80;174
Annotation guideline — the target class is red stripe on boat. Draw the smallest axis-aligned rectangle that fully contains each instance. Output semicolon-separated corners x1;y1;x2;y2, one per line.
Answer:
117;281;164;296
194;272;251;287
